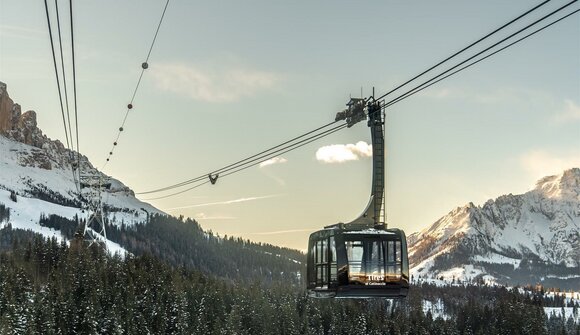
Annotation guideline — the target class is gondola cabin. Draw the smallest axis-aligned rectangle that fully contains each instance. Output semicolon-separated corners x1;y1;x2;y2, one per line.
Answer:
307;224;409;298
307;98;409;298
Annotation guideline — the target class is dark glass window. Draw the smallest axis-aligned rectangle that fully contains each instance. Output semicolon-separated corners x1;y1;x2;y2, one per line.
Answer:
345;237;403;284
314;238;328;286
329;236;337;282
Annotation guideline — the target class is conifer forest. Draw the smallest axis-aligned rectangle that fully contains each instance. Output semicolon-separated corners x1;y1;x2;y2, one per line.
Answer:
0;223;577;334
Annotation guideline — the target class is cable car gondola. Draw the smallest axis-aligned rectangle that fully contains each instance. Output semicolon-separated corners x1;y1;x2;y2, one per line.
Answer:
307;98;409;298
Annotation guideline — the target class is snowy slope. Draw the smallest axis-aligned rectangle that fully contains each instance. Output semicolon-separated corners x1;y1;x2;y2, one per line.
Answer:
0;132;162;253
0;189;127;254
409;168;580;289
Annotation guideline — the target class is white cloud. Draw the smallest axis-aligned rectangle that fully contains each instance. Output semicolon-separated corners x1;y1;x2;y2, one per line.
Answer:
519;150;580;180
151;62;280;102
554;100;580;122
164;194;283;210
316;141;372;163
259;157;287;168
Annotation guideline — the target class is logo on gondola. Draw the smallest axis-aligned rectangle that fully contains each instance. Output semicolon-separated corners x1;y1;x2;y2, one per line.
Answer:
367;275;385;282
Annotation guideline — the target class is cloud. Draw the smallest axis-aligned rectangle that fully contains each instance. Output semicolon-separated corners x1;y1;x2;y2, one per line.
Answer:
519;150;580;179
151;62;280;102
316;141;372;163
554;100;580;122
164;194;283;210
259;157;287;168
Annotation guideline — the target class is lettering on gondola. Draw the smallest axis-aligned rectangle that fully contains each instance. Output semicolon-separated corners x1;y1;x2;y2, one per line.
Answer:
367;274;385;282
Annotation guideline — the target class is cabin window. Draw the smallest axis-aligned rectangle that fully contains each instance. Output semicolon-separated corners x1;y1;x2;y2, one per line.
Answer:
395;240;402;274
329;236;337;281
345;238;404;284
313;237;337;287
345;241;364;276
387;240;395;275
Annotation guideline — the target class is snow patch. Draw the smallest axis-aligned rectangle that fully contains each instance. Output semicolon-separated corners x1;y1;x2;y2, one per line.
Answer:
422;299;449;320
544;307;579;322
472;254;522;268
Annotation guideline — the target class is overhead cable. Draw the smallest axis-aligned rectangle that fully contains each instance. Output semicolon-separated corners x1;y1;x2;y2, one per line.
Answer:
70;0;81;182
381;0;578;109
375;0;552;101
43;0;71;151
141;123;347;197
142;123;348;200
137;120;341;194
54;0;74;155
101;0;170;169
44;0;83;196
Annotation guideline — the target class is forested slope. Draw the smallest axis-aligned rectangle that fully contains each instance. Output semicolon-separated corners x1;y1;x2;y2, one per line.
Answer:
1;231;577;334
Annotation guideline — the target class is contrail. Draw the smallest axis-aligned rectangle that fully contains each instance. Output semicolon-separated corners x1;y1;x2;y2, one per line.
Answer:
249;228;314;236
164;194;283;210
195;215;236;220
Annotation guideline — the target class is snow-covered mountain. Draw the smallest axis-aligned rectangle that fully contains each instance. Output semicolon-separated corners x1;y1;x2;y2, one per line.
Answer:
409;168;580;289
0;81;161;251
0;81;306;285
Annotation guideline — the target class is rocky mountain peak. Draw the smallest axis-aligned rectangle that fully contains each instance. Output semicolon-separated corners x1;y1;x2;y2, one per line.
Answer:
409;168;579;288
0;82;53;149
534;168;580;200
0;81;75;171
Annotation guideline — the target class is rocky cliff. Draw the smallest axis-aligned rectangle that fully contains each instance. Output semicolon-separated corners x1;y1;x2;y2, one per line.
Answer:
409;168;580;289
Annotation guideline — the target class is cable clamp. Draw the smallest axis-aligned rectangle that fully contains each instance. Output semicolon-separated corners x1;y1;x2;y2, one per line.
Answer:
208;173;219;185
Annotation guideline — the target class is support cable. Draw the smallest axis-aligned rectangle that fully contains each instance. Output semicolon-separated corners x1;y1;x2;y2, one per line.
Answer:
70;0;81;189
102;0;170;169
54;0;74;155
137;120;340;194
142;123;347;198
375;0;552;101
383;8;580;109
384;0;578;108
43;0;71;151
142;123;348;200
220;124;348;179
44;0;83;200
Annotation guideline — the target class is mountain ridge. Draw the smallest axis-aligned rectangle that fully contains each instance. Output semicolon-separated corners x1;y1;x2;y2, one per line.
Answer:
409;168;580;289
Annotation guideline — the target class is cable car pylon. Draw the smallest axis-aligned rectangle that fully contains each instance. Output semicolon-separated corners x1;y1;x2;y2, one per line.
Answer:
307;96;409;298
78;174;111;249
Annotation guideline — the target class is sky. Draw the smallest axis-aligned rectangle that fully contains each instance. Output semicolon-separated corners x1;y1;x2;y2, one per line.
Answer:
1;1;579;250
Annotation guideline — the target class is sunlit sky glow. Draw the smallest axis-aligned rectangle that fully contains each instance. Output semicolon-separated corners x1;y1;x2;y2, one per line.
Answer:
1;1;579;250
